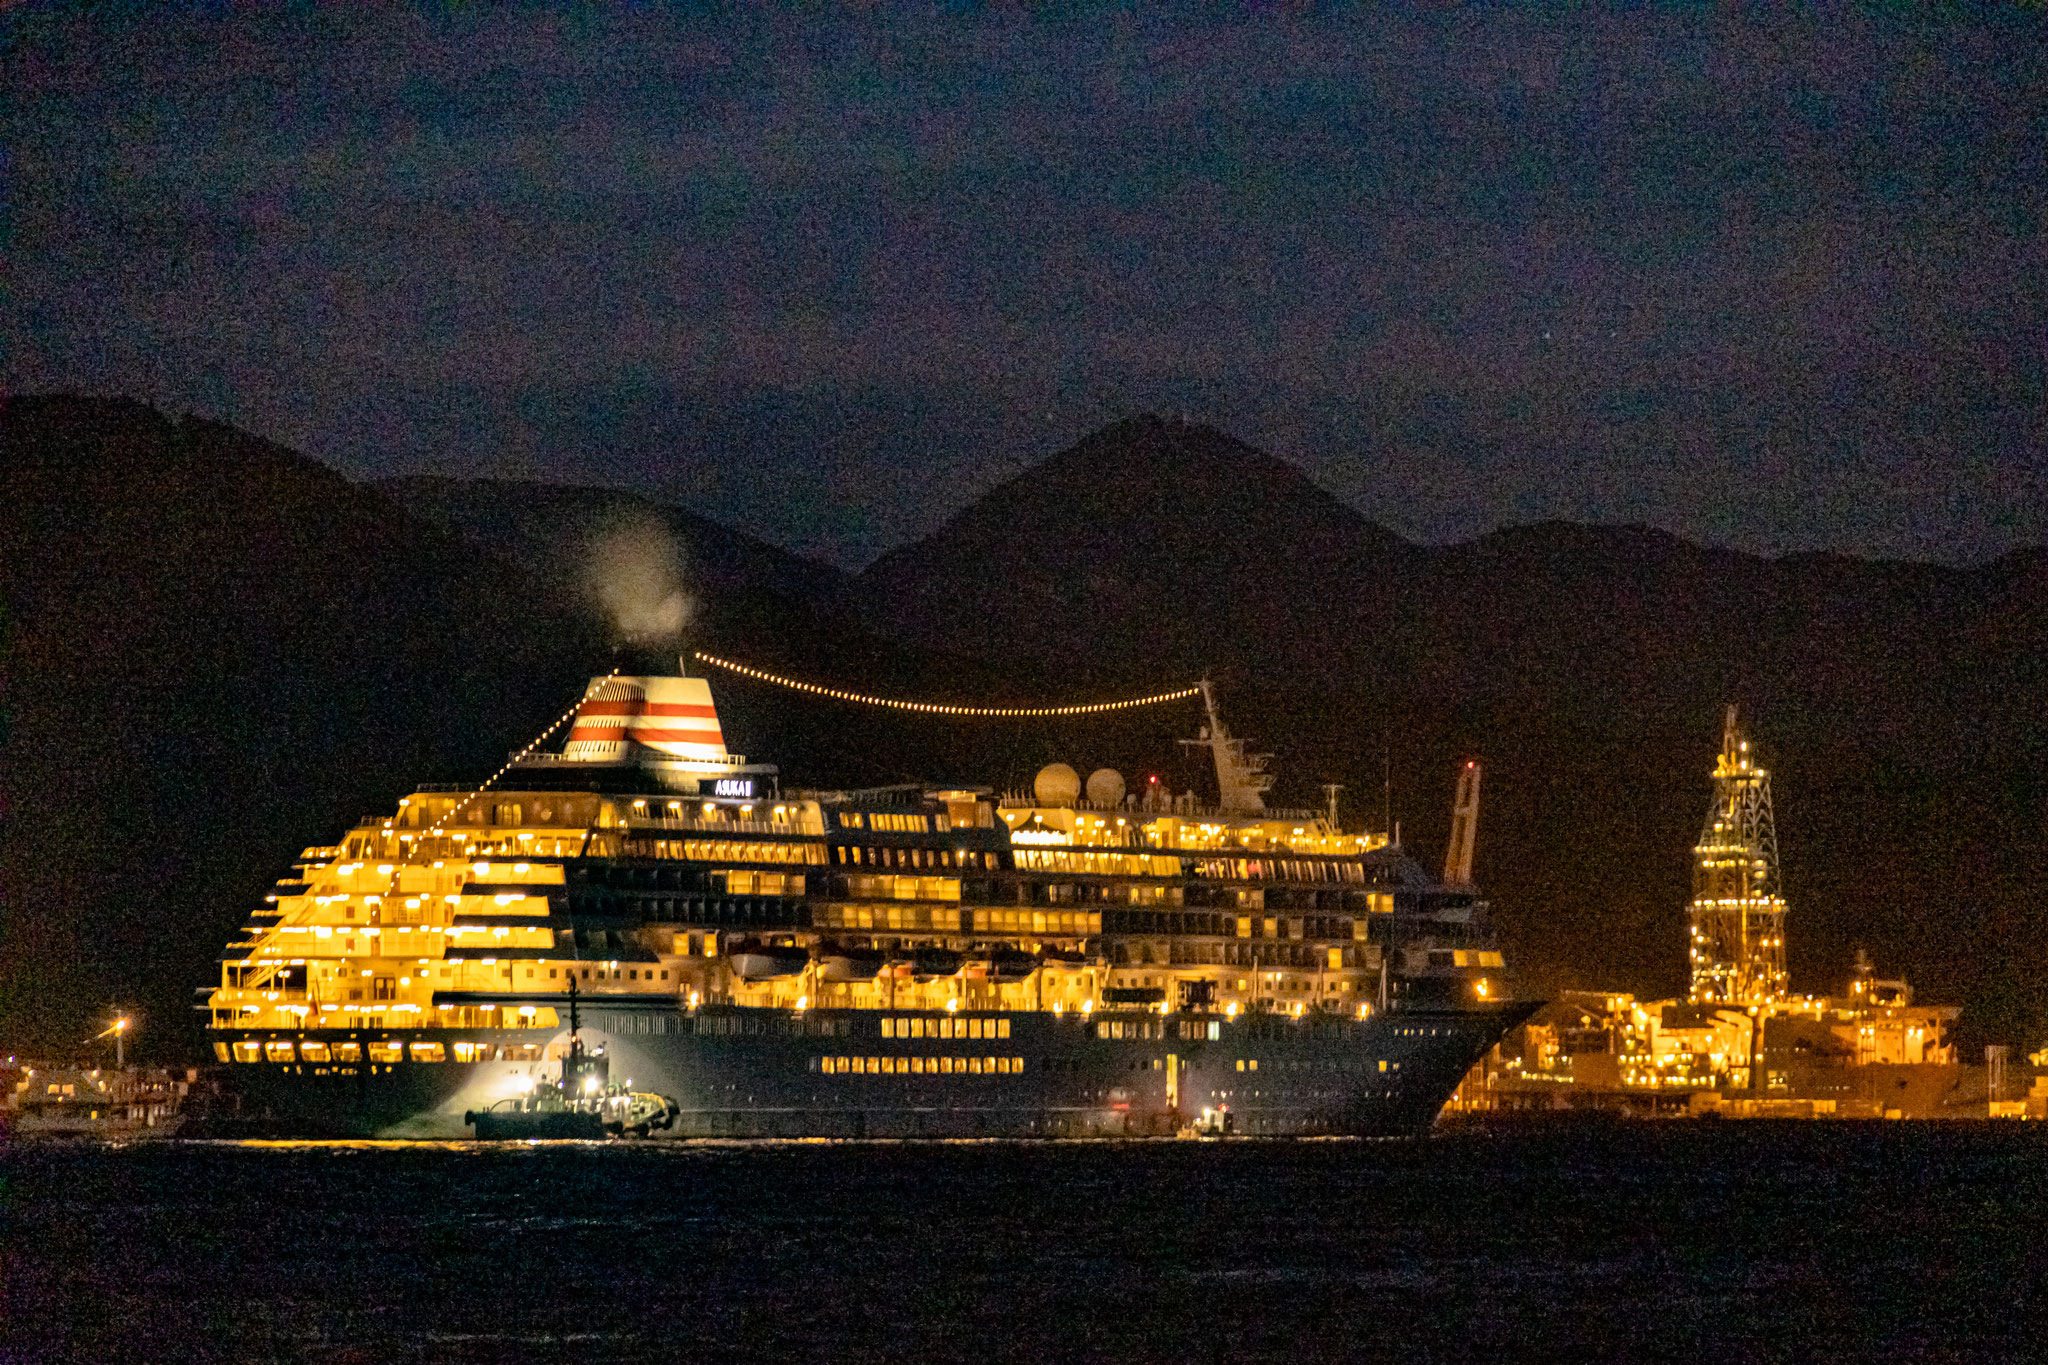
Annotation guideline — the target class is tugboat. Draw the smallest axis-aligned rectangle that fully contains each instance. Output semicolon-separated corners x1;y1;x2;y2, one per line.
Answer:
464;985;678;1139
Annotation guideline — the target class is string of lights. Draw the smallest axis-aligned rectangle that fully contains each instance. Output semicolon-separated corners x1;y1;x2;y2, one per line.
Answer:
425;667;622;836
693;652;1201;718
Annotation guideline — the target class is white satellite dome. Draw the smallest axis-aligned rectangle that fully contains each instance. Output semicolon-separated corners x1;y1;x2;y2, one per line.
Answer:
1085;768;1126;808
1033;763;1081;807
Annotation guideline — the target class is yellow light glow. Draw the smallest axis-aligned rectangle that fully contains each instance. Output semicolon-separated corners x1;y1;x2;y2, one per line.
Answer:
692;652;1201;718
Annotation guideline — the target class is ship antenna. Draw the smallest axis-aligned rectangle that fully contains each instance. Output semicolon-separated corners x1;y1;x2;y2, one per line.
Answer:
1381;732;1392;838
1181;679;1273;815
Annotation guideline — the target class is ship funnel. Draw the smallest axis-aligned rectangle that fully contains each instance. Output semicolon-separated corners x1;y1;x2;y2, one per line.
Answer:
563;674;727;762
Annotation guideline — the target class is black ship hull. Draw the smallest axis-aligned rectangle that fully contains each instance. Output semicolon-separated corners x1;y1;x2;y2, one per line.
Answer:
221;999;1537;1140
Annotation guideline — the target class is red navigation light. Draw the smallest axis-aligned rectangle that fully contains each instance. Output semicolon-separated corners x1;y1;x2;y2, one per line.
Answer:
1148;775;1159;784
1465;760;1475;768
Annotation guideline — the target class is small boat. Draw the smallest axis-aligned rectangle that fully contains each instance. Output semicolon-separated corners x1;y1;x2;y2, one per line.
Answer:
1040;949;1089;972
1103;985;1165;1005
730;942;811;980
466;1087;678;1140
817;943;886;981
465;991;678;1139
909;946;964;979
984;946;1041;982
466;1103;605;1141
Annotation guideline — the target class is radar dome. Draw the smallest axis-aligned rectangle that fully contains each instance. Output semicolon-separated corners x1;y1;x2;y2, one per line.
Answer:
1033;763;1081;807
1085;768;1126;808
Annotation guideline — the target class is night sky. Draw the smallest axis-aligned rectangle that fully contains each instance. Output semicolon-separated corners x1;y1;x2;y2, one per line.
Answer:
7;7;2043;567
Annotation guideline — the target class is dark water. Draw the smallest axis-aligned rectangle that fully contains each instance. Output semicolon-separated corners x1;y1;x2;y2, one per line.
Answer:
3;1124;2043;1364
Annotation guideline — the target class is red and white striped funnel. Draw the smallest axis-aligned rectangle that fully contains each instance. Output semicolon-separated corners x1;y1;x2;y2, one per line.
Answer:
562;675;726;762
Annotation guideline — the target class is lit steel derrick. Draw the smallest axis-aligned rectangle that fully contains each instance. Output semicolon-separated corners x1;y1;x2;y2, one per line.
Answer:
1687;705;1787;1008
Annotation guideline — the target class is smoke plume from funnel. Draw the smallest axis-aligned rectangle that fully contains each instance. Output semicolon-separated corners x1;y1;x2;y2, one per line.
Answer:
584;510;693;648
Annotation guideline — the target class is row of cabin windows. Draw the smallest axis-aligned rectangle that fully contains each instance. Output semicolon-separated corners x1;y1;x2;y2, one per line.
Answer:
812;1054;1023;1075
1012;849;1184;877
838;811;927;832
880;1015;1010;1040
389;799;597;830
1220;1055;1400;1080
838;845;999;870
347;966;669;997
224;1039;550;1064
1099;910;1355;938
1114;941;1360;970
231;1039;420;1064
630;800;805;826
808;904;1102;934
845;803;996;832
633;839;827;865
715;871;804;896
1187;857;1378;885
585;859;1378;919
1084;1019;1223;1041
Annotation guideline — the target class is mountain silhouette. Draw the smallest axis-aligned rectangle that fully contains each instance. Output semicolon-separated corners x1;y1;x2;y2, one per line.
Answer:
3;398;2043;1056
855;416;2048;1045
0;395;601;1057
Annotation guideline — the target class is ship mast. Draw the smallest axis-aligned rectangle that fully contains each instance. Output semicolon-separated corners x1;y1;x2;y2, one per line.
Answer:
1184;680;1273;815
1442;761;1481;887
567;978;583;1061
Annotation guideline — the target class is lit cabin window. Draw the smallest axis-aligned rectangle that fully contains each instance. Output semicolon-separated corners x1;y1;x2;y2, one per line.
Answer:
814;1054;1024;1076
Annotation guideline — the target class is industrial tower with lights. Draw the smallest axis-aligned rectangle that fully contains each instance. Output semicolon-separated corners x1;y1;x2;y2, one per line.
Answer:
1687;705;1788;1007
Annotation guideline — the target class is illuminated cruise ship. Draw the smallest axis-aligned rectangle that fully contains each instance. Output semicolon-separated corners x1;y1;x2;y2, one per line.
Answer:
206;664;1535;1137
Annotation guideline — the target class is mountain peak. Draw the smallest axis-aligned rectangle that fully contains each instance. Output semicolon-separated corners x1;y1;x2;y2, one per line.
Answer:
853;417;1406;673
1023;414;1364;518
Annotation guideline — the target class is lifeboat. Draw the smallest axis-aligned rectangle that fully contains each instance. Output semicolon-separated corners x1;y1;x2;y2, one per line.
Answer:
1039;949;1089;972
984;946;1040;982
909;947;964;979
817;943;886;981
1103;985;1165;1005
729;941;810;980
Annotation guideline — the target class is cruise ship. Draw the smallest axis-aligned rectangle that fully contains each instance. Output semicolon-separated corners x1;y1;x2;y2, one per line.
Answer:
206;663;1536;1138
